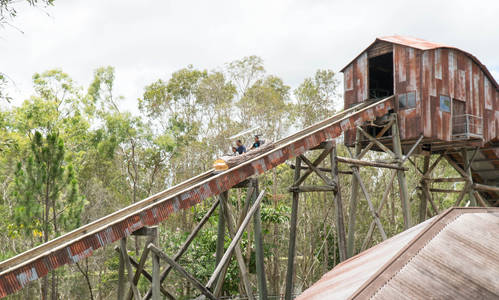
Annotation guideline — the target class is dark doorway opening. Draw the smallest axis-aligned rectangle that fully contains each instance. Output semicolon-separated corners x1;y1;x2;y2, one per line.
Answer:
369;53;394;99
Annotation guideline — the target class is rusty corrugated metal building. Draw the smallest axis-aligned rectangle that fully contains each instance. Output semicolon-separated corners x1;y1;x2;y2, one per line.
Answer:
296;207;499;299
342;35;499;145
342;36;499;205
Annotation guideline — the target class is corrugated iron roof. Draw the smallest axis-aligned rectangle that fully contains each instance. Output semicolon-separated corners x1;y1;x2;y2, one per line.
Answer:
296;207;499;300
340;36;499;89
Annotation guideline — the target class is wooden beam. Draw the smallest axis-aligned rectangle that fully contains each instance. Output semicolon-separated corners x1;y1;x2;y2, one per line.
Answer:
300;154;334;186
126;229;156;300
252;181;268;300
473;191;489;207
331;147;347;262
218;193;254;300
361;170;397;251
357;118;395;159
463;149;477;206
419;155;430;223
408;157;424;175
288;185;337;193
285;157;301;300
356;126;397;159
120;239;141;300
143;199;219;300
293;142;334;186
347;134;361;259
473;183;499;193
351;167;387;240
207;190;265;289
429;188;462;193
289;164;352;175
391;115;411;229
425;177;467;183
213;186;256;296
117;242;125;300
454;182;470;207
149;245;217;300
337;156;407;170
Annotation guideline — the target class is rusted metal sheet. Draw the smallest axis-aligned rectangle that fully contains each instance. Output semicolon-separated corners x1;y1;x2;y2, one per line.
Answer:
0;98;394;298
297;208;499;300
344;36;498;146
371;211;499;300
295;217;434;300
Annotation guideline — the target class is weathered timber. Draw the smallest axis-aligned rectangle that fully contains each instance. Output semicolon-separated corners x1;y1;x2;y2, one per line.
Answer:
463;150;477;206
143;199;219;300
126;228;157;300
285;157;301;300
473;191;489;207
361;170;397;251
207;190;265;289
429;188;463;193
425;177;467;183
331;147;347;262
473;183;499;193
120;239;141;300
216;193;254;299
289;164;353;174
392;115;411;229
293;143;334;186
419;155;431;222
336;156;408;170
347;130;362;258
357;126;397;159
288;185;337;193
148;245;216;300
299;154;335;186
252;181;268;300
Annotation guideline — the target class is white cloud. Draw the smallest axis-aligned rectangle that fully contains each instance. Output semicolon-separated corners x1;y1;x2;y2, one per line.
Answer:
2;0;498;111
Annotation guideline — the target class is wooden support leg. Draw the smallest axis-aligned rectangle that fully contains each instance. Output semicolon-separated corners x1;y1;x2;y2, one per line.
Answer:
126;228;157;300
149;245;217;300
330;148;346;262
218;192;254;300
120;238;141;300
151;229;160;300
463;149;477;206
351;167;388;240
419;155;430;223
216;192;227;266
117;242;126;300
285;157;301;300
391;115;411;229
347;130;361;258
143;199;219;300
252;180;268;300
361;170;397;251
207;191;266;289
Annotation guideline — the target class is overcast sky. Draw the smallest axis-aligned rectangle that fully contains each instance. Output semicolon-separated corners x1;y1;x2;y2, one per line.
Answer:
2;0;498;111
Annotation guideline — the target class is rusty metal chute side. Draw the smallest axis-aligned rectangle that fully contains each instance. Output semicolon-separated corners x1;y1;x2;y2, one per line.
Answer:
0;97;395;298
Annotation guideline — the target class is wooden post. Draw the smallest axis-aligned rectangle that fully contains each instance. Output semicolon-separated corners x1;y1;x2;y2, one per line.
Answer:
463;150;477;206
347;129;361;258
143;199;219;300
207;191;265;289
216;192;227;265
120;238;141;300
419;155;430;223
351;167;387;240
391;115;411;229
117;241;126;300
126;228;157;300
330;147;347;262
285;156;301;300
151;229;160;300
252;180;268;300
149;245;217;300
218;192;254;300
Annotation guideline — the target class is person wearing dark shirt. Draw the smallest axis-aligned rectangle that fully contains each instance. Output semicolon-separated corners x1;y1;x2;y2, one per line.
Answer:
250;135;261;150
235;140;246;155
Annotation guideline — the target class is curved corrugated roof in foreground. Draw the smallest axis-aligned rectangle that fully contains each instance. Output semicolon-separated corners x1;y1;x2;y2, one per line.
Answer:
297;207;499;300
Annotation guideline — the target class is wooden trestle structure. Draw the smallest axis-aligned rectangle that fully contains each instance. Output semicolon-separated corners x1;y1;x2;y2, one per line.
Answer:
0;95;497;299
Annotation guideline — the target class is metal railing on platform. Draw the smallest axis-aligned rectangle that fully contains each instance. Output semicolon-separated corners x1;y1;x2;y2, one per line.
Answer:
452;114;483;140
